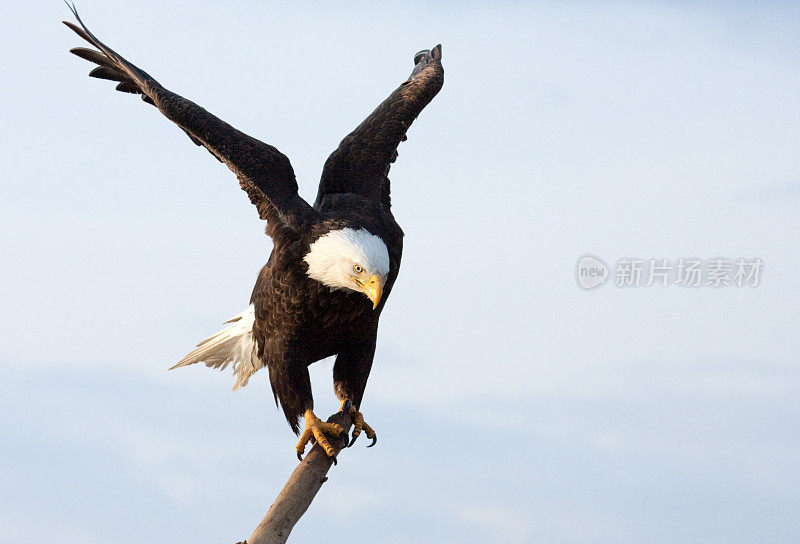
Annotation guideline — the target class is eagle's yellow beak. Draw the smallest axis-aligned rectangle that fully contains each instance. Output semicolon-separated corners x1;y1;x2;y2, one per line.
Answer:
360;274;383;310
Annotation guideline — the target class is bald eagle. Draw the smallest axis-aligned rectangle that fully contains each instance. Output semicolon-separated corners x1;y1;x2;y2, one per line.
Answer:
64;6;443;460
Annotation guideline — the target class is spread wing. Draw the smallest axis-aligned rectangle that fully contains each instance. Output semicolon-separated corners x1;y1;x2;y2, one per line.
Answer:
63;4;313;231
315;44;444;208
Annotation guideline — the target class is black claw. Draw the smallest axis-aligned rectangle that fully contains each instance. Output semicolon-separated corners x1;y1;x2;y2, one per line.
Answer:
349;432;360;447
367;435;377;448
331;455;337;466
297;451;303;461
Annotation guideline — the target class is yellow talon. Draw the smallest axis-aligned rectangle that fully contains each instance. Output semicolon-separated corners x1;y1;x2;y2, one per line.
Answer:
339;400;377;447
295;410;344;460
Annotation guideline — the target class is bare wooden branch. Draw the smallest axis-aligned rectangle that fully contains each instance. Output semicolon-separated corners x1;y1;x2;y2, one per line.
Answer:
241;410;354;544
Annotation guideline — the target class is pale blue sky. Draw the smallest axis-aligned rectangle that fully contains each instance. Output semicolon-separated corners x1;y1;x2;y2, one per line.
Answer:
2;2;799;543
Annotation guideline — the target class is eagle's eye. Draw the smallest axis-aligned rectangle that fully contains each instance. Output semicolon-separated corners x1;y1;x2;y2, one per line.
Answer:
353;264;363;274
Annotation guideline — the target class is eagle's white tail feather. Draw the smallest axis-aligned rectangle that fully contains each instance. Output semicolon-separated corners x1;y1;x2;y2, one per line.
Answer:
169;305;260;391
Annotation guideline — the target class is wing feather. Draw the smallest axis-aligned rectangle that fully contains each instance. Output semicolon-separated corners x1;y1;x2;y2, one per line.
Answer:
63;4;313;231
315;45;444;208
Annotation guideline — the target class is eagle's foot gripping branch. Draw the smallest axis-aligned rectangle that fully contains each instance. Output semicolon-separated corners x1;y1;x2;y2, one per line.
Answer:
340;400;377;448
296;410;347;463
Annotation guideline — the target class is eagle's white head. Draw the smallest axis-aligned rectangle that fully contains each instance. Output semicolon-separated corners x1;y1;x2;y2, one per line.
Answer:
303;227;390;309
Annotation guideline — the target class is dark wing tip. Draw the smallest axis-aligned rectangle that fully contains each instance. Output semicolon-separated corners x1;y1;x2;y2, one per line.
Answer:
409;44;443;80
413;44;443;65
64;1;80;21
69;47;112;68
115;81;140;94
62;20;89;41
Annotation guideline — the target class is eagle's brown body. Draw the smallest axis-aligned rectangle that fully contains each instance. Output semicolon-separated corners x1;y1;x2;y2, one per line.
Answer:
252;197;403;432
